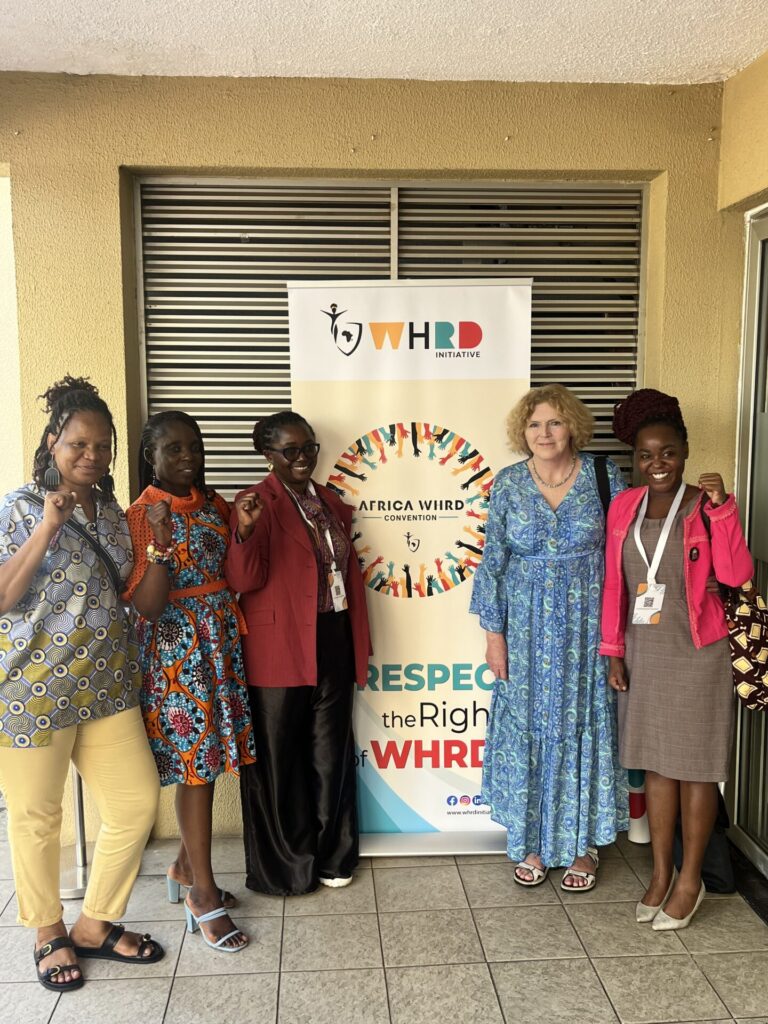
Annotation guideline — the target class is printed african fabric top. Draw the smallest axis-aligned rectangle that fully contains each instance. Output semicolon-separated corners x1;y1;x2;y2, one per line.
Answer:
0;483;140;748
124;486;256;786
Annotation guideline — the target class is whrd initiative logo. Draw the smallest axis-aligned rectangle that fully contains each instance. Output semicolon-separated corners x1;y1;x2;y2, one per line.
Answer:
328;422;494;598
321;303;483;358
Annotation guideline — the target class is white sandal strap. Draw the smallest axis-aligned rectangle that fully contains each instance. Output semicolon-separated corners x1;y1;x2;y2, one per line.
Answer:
194;906;228;924
211;928;245;948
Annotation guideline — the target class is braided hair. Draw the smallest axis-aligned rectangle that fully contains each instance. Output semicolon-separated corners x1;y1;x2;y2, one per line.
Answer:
612;389;688;448
33;375;117;501
139;411;210;495
252;411;314;456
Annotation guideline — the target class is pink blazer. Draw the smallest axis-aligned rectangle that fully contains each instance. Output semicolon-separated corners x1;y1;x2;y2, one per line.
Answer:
225;473;372;688
599;487;752;657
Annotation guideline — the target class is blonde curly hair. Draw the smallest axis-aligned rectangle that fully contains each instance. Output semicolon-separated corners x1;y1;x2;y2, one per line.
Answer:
507;384;594;455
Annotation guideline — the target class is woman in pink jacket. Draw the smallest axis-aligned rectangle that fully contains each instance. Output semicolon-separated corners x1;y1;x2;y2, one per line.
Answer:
601;389;752;931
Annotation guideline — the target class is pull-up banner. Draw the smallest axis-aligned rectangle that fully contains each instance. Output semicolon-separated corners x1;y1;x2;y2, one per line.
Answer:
288;279;531;849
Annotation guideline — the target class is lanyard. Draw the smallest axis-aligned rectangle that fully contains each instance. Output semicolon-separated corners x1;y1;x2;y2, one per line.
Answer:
633;481;686;585
284;481;338;571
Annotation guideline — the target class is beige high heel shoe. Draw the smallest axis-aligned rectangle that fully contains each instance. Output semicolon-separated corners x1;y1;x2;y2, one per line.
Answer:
636;869;676;923
652;881;705;931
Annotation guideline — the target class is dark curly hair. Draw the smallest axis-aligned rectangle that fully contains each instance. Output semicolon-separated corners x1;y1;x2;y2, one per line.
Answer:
252;411;314;456
33;375;117;501
139;411;210;495
612;389;688;448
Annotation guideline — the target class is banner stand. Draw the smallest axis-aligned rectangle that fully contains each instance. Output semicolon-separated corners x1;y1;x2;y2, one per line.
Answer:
289;277;531;853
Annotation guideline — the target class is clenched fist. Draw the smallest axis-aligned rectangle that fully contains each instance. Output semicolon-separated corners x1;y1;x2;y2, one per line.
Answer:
147;500;173;547
235;493;264;541
698;473;726;508
42;490;77;530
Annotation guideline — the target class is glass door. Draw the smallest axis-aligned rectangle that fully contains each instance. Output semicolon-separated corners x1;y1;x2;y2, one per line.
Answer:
729;211;768;875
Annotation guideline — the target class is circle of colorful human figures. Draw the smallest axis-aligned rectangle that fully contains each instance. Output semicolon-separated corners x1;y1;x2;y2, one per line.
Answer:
327;422;493;598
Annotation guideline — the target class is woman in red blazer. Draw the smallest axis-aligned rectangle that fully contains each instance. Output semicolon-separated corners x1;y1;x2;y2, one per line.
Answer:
225;411;372;896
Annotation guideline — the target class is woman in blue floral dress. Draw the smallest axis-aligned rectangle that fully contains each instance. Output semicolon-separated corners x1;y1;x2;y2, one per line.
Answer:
124;411;255;951
470;385;627;891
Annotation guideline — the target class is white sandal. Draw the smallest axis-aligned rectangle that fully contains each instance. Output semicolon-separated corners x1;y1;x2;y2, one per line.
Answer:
560;847;599;892
514;859;549;887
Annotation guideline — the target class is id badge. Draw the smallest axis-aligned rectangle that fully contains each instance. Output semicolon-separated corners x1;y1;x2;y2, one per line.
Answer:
329;569;348;612
632;582;666;625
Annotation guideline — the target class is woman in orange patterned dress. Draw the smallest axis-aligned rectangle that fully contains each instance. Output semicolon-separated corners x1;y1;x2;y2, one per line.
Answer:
124;412;256;952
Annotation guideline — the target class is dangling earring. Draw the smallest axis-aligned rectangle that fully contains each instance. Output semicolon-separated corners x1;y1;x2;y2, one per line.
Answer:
267;462;274;472
151;475;162;488
44;453;61;490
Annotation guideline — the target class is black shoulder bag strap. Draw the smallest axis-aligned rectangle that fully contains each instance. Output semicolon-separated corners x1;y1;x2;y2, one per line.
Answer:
18;488;123;594
594;455;611;517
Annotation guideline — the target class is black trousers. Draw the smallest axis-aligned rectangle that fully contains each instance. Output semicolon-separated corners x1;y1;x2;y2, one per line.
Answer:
240;610;359;895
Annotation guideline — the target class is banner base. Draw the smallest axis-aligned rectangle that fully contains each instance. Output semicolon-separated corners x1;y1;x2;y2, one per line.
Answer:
360;831;507;857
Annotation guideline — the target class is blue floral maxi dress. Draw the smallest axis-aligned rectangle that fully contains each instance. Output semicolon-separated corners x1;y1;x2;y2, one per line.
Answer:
470;454;628;866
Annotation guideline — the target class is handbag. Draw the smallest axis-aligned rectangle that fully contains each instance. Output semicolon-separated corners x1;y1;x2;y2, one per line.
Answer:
701;506;768;710
721;583;768;710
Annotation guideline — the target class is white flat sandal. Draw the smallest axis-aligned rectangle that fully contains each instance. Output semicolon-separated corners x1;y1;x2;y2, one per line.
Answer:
560;847;599;892
514;859;549;887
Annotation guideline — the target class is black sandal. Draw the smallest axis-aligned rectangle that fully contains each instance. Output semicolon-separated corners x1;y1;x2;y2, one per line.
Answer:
73;923;165;964
34;936;84;992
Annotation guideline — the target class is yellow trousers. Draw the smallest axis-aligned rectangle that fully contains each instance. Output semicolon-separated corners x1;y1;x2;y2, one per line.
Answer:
0;706;160;928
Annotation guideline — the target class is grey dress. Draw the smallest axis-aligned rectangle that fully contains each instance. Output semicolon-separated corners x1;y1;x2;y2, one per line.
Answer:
618;497;734;782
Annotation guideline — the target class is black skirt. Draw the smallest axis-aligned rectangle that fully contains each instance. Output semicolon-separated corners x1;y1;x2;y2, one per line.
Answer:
240;610;359;895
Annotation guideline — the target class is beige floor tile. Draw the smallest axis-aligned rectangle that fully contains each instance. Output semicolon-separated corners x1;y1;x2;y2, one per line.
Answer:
165;971;278;1023
0;840;14;881
678;896;768;953
695;951;768;1018
490;958;619;1024
48;977;172;1024
614;832;652;860
555;858;645;904
454;854;511;865
458;862;560;908
567;901;686;957
379;908;484;967
628;860;740;901
373;865;468;913
278;968;389;1024
473;904;585;962
281;913;382;972
0;982;60;1024
387;963;504;1024
285;870;375;916
372;855;455;868
593;953;728;1023
140;835;246;876
175;916;281;976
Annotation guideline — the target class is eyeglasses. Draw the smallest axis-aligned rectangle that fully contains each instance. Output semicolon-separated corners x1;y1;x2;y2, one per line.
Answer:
264;442;321;463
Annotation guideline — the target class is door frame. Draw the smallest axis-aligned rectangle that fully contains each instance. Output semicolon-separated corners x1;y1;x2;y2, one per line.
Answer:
728;202;768;877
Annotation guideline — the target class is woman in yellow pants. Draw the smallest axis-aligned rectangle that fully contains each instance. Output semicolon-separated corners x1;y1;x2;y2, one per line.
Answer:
0;377;162;992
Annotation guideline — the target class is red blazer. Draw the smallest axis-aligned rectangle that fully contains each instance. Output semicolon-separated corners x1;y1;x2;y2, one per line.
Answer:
225;473;372;688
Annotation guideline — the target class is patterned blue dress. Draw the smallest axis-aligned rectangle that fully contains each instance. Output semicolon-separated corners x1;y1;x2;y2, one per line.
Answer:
470;454;628;866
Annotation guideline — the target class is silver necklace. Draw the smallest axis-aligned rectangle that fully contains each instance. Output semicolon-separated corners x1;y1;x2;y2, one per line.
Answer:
529;455;577;489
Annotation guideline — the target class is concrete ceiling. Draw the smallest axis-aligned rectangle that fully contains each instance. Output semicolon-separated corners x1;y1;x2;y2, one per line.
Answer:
1;0;767;83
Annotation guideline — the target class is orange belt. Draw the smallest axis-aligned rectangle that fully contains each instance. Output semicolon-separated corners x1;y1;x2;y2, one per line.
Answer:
169;579;230;600
169;578;248;635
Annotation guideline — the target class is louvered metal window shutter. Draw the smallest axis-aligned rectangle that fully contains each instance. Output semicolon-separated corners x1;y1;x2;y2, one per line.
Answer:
138;181;642;498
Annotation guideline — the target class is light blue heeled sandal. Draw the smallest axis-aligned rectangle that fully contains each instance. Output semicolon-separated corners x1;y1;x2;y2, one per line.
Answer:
183;900;248;953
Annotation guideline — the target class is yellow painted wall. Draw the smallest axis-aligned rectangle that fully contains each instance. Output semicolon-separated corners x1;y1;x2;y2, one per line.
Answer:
0;73;747;838
720;47;768;210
